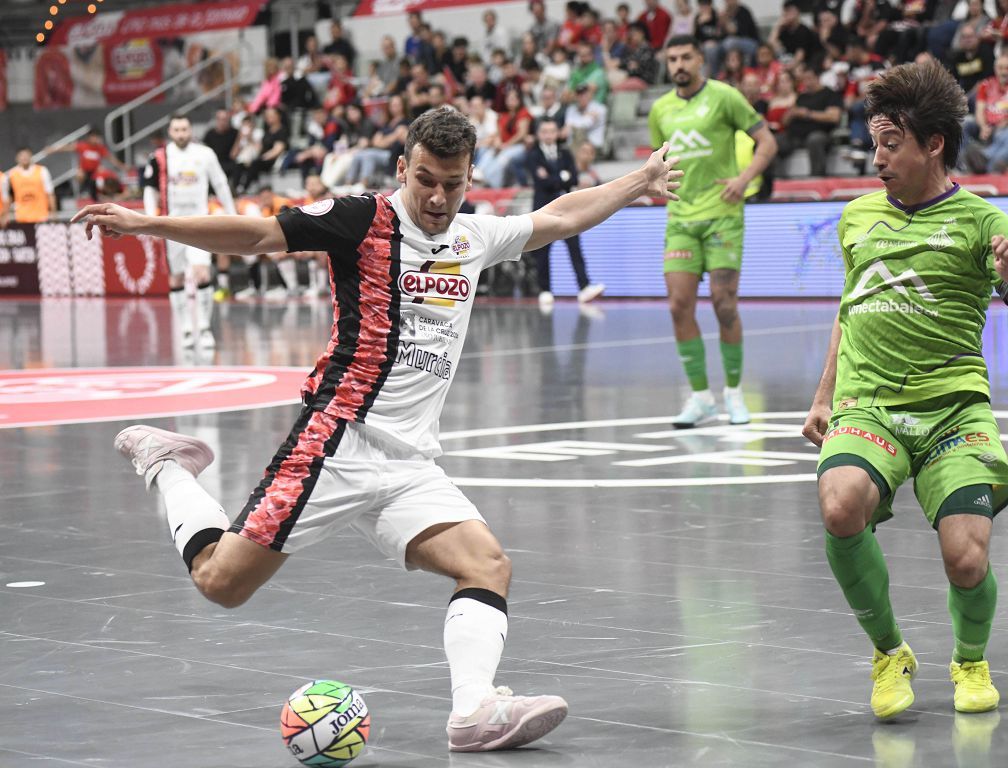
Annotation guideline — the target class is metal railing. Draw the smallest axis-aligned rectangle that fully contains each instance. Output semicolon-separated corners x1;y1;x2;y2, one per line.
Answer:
32;124;96;197
103;44;249;166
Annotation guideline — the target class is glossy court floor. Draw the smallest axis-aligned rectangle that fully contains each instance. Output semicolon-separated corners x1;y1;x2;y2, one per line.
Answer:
2;296;1008;768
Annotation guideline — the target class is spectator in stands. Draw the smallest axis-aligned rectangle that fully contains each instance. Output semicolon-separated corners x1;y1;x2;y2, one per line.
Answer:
447;37;471;85
467;94;500;167
694;0;725;72
543;46;574;88
413;23;439;73
320;102;376;189
495;59;526;112
530;84;567;132
4;147;55;223
525;116;605;309
49;128;129;201
769;0;821;65
361;60;389;99
323;20;357;71
615;3;632;40
289;107;340;183
374;36;400;94
346;95;410;186
579;7;604;47
566;41;609;103
746;42;782;99
982;0;1008;48
573;139;602;187
599;19;628;64
406;63;435;119
925;0;964;61
529;0;561;52
558;1;586;52
488;48;509;84
842;36;885;167
564;82;608;151
323;54;359;110
246;107;289;192
404;11;426;60
815;5;849;60
297;35;326;76
740;71;767;114
952;0;993;52
638;0;673;49
776;62;843;177
614;21;659;86
466;62;498;103
520;32;550;74
949;24;995;98
477;87;532;186
718;0;761;66
428;83;449;111
429;30;451;76
280;57;319;112
766;67;797;135
671;0;695;37
963;51;1008;172
248;58;282;114
228;97;251;130
203;110;239;184
718;47;747;88
481;10;512;56
522;60;546;107
229;115;262;193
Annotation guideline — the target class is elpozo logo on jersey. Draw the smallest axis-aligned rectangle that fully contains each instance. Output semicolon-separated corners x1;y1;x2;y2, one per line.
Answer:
399;261;471;306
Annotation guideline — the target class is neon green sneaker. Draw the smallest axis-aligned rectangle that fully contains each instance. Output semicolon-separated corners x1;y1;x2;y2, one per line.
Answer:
950;660;1000;713
871;643;917;719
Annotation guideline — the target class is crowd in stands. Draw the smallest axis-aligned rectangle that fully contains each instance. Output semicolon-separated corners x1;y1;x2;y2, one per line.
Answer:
8;0;1008;230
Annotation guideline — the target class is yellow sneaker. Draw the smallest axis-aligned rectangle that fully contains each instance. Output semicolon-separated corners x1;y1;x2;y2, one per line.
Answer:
950;660;1000;713
213;287;231;302
871;642;917;719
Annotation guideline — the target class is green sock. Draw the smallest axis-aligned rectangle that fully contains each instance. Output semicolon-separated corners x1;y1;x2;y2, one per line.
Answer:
720;341;743;388
825;527;902;652
949;566;997;663
676;336;708;391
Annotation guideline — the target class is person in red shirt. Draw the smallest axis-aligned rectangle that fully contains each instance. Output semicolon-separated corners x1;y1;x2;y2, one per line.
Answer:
49;129;129;200
964;52;1008;172
557;0;585;52
637;0;673;49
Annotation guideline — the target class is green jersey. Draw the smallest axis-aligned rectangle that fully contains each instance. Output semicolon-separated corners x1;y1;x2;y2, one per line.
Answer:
835;185;1005;409
647;79;763;221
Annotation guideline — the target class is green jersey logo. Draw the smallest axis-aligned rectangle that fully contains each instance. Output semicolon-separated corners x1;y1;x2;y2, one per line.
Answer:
849;261;937;302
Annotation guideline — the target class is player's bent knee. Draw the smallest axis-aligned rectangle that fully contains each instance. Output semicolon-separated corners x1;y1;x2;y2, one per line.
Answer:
191;563;256;608
818;472;877;537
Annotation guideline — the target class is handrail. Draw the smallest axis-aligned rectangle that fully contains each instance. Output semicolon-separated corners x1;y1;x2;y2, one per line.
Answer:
32;124;95;201
104;43;248;164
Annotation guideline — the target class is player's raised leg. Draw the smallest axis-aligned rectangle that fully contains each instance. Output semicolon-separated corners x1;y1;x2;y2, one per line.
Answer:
819;464;917;719
406;521;568;752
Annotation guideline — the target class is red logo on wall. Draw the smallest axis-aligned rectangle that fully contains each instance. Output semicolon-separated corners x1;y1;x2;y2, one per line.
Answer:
103;234;170;296
0;367;307;428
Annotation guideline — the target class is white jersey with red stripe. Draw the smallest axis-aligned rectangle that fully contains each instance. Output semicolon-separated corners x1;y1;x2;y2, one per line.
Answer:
141;142;235;217
277;190;532;456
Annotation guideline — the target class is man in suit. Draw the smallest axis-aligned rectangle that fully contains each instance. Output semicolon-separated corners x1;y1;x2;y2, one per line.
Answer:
525;116;605;309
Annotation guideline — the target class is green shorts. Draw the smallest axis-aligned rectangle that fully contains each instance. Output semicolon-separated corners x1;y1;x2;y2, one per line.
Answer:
663;216;744;275
816;392;1008;528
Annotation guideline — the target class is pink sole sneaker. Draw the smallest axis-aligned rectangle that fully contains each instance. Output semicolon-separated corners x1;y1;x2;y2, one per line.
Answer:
447;687;568;752
113;425;215;489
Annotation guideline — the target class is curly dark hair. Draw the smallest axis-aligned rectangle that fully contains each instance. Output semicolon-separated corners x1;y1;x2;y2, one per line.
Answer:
403;107;476;165
863;58;967;170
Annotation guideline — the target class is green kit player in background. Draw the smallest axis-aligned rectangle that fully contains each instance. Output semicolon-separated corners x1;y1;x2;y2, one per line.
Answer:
648;35;777;428
803;59;1008;719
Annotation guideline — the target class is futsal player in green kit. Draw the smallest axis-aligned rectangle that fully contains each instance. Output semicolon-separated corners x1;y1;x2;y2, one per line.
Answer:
803;59;1008;719
648;35;777;428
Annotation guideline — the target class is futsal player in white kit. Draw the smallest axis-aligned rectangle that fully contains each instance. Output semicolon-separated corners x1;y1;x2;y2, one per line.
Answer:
73;108;682;752
143;114;236;349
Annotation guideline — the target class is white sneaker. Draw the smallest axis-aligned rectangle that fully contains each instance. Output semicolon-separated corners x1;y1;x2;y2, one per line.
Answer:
198;329;216;349
671;390;718;429
446;686;568;752
264;286;289;300
577;283;605;303
233;286;257;300
113;425;215;490
538;291;555;308
723;386;750;425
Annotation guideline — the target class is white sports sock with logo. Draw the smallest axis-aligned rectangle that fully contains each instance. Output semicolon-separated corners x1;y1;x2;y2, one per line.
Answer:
444;595;508;716
153;460;229;563
195;283;214;332
169;287;191;335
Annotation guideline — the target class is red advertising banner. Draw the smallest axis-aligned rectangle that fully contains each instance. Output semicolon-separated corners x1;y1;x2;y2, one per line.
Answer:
0;225;40;296
103;234;170;297
50;0;267;47
103;38;164;104
354;0;489;15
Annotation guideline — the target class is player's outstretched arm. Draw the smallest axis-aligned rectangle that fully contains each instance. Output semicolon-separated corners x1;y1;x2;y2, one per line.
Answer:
802;312;841;448
70;203;288;255
993;234;1008;284
523;144;682;252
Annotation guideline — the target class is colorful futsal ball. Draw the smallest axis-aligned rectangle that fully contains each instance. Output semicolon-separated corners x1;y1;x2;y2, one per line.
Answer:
281;680;370;767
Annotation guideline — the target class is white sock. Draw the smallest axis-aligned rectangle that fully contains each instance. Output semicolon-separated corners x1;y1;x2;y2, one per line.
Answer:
444;593;508;716
694;388;715;403
277;259;299;291
153;460;229;567
169;287;192;335
195;283;214;332
217;272;230;291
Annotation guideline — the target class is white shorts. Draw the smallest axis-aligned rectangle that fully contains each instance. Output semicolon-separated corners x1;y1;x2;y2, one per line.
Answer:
166;240;211;274
230;409;484;568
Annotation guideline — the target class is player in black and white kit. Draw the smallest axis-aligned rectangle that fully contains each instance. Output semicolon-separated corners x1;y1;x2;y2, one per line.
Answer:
143;114;236;350
73;108;682;752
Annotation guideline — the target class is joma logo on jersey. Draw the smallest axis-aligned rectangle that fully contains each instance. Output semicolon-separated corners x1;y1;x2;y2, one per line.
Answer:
849;262;936;302
399;262;471;306
666;129;712;153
